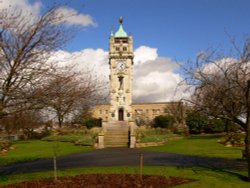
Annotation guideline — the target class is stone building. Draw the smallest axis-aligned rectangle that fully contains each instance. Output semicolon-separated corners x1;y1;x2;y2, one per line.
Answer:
93;17;184;148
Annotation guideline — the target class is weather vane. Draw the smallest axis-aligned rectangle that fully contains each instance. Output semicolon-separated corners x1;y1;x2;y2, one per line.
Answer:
119;16;123;24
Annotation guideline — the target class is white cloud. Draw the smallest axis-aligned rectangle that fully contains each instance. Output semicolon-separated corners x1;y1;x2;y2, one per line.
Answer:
50;46;190;103
50;49;108;81
0;0;41;18
134;46;157;65
0;0;96;27
133;46;189;102
55;7;96;27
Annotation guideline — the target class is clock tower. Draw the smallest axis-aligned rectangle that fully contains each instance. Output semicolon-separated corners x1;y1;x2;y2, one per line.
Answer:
109;17;133;121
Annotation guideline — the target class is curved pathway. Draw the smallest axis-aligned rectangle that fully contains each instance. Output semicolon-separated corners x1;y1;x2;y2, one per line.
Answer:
0;148;247;176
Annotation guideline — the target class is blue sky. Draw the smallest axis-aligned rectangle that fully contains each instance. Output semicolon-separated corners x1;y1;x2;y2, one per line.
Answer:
2;0;250;101
37;0;250;61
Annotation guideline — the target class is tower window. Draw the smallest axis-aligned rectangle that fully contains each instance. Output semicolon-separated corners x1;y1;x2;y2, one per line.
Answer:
118;76;124;90
123;47;127;51
115;47;120;51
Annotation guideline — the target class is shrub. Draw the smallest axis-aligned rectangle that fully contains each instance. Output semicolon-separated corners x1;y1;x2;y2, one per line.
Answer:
204;118;225;133
84;118;102;129
135;117;146;127
153;115;176;129
186;113;209;134
223;132;243;146
186;113;240;134
0;140;11;150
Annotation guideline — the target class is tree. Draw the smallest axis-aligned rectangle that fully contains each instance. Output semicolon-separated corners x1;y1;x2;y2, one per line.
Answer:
38;71;103;127
0;109;44;138
0;5;73;119
164;101;186;126
182;38;250;180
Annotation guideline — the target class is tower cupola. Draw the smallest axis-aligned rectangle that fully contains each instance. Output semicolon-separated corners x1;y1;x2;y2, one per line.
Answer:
114;17;128;38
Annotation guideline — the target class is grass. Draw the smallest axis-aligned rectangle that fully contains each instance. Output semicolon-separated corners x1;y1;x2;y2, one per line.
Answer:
0;140;92;165
0;166;249;187
144;134;244;159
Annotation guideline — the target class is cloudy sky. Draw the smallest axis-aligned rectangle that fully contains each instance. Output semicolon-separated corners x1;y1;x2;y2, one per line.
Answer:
1;0;250;102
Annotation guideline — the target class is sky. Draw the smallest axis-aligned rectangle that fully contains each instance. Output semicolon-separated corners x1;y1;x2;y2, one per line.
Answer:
1;0;250;102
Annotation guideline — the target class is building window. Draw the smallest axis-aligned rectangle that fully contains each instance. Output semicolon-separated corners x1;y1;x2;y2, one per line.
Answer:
135;109;142;114
106;110;108;114
99;110;102;115
123;97;125;102
116;47;120;51
118;76;124;90
116;97;119;102
123;47;127;51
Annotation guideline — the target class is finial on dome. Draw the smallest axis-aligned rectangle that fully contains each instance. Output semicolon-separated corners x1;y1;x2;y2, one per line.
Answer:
119;16;123;24
114;16;128;38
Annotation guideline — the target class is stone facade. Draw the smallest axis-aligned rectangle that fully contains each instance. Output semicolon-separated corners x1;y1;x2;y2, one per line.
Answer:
108;23;133;121
92;102;185;126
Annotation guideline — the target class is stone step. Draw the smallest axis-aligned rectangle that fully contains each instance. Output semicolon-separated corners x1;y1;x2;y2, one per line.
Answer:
105;135;128;140
104;144;128;148
103;121;130;148
105;131;128;135
105;141;128;145
105;140;129;144
105;139;128;143
105;137;128;140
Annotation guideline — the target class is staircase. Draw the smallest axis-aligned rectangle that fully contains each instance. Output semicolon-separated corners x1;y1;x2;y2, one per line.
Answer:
104;121;129;148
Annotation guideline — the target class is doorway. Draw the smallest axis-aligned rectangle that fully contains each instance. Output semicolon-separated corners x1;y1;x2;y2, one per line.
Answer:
118;108;124;121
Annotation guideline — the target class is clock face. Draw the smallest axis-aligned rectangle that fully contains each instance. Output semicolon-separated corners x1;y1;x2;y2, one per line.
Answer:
116;61;125;71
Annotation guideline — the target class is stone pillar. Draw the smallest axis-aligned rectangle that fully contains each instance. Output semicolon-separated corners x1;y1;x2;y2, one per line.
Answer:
98;132;104;149
129;120;137;148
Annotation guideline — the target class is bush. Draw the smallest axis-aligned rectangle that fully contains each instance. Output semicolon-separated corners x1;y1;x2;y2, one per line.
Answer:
0;140;11;150
153;115;176;129
186;113;209;134
186;113;240;134
84;118;102;129
204;118;225;133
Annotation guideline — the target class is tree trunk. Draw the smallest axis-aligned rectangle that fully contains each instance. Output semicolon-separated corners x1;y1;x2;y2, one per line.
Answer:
58;115;63;128
246;123;250;181
245;80;250;181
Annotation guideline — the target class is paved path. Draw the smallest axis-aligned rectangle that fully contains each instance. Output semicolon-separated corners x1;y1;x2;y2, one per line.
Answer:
0;148;247;176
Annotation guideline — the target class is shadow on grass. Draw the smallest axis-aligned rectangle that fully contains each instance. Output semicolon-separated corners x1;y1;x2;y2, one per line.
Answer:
188;134;224;140
177;166;249;182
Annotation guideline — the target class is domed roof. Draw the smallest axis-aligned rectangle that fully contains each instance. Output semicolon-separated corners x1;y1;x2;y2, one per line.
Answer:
114;17;128;38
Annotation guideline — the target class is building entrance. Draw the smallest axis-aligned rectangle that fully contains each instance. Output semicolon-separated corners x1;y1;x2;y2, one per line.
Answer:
118;108;124;121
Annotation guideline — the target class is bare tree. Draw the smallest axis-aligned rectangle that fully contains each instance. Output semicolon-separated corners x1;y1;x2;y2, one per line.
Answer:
0;5;74;119
0;109;44;138
37;70;103;128
182;38;250;180
164;101;186;126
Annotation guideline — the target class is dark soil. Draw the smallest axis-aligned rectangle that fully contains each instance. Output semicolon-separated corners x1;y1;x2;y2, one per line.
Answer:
1;174;194;188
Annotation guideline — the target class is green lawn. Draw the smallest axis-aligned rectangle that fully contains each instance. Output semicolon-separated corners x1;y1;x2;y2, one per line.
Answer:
144;134;243;159
0;166;249;187
0;140;92;165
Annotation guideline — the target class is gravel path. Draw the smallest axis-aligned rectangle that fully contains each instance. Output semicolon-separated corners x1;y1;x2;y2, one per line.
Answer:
0;148;247;176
